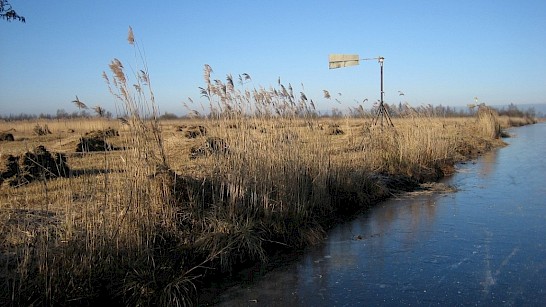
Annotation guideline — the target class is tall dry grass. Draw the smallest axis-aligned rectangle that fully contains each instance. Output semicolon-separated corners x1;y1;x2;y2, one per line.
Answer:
0;28;515;306
0;117;119;135
1;27;198;306
476;105;502;139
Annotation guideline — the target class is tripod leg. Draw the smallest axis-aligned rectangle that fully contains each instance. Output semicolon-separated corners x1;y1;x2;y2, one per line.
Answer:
373;103;385;126
382;104;394;127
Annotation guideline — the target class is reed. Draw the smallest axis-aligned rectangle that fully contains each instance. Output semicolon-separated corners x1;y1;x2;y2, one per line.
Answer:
0;30;526;306
0;116;514;306
476;105;502;139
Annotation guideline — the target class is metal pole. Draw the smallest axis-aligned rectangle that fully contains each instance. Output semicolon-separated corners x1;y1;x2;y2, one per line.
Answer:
380;58;384;107
380;58;384;126
373;57;394;128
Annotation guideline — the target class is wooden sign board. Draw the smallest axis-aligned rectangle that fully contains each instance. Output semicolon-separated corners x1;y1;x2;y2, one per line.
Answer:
328;54;359;69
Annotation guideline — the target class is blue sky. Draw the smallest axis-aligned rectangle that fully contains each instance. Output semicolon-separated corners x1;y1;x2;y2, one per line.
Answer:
1;0;545;116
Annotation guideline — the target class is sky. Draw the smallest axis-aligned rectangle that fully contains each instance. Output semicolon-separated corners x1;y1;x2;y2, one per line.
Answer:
1;0;545;116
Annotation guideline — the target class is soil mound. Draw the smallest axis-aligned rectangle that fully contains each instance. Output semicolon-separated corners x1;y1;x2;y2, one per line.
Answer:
0;132;14;141
76;137;115;152
190;137;229;159
84;128;119;138
327;127;344;135
76;128;119;152
178;125;207;138
0;145;70;187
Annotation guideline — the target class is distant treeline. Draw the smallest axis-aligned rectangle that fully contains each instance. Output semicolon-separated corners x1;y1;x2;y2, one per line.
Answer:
495;103;540;118
0;109;113;121
370;102;540;119
312;103;540;119
0;104;541;121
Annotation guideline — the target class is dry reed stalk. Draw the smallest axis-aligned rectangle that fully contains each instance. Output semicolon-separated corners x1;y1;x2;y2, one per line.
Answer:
476;105;501;139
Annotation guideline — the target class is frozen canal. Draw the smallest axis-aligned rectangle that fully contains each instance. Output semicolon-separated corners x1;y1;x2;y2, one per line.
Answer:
211;123;546;306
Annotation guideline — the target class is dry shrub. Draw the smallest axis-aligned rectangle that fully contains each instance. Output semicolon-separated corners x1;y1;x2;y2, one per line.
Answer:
33;124;52;136
196;214;268;272
476;105;501;139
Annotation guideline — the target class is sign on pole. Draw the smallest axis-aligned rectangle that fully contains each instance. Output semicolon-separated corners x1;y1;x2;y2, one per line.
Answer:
328;54;359;69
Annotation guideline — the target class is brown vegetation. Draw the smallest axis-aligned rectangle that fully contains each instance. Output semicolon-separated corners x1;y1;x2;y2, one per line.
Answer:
85;127;120;138
0;110;521;306
33;123;51;135
0;29;537;306
189;136;229;159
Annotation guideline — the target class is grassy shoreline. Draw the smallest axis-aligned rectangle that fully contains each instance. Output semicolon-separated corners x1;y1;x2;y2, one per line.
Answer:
0;111;536;306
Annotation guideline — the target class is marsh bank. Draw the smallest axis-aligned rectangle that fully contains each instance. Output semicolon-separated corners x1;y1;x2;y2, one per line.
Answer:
203;123;546;306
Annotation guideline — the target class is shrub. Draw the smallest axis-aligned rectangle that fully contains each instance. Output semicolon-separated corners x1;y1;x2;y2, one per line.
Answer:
476;105;501;139
33;124;51;136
